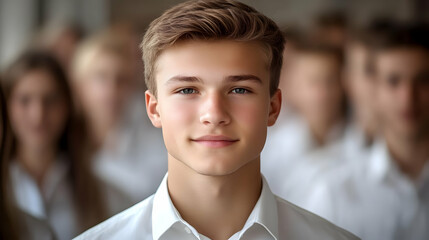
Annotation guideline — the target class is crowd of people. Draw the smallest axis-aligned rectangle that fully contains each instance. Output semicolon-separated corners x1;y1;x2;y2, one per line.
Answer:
0;1;428;239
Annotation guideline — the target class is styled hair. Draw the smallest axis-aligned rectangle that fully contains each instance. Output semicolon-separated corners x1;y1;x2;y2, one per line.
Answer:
369;22;429;52
294;40;344;67
1;50;106;233
141;0;285;96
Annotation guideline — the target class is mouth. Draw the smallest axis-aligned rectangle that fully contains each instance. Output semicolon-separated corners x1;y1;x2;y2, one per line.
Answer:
191;135;239;148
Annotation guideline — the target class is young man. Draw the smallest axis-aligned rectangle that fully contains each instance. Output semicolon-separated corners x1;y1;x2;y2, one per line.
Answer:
74;1;358;239
304;23;429;240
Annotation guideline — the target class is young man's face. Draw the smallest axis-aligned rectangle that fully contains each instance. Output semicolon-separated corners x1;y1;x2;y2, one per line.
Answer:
375;47;429;140
146;40;281;176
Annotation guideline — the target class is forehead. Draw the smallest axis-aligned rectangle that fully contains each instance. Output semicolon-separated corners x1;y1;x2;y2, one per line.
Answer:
12;69;58;94
292;53;340;72
376;47;429;74
154;40;270;85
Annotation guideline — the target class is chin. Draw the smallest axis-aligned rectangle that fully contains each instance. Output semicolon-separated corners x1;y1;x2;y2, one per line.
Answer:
190;158;247;177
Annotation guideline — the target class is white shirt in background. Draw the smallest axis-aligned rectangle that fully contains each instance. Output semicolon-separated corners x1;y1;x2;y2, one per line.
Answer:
93;93;168;215
74;174;359;240
10;156;79;240
262;114;347;204
341;122;374;162
304;140;429;240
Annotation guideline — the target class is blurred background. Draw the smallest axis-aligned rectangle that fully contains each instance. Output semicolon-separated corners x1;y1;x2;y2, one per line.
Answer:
0;1;428;240
1;0;428;69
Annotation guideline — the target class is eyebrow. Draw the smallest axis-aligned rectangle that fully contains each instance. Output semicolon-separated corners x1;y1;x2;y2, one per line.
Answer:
166;74;263;85
226;75;262;84
166;75;202;85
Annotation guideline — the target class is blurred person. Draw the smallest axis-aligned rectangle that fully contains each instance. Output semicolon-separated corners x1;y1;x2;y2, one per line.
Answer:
288;43;346;147
262;41;347;204
305;23;429;240
71;30;167;212
0;84;18;240
341;25;380;160
1;51;106;239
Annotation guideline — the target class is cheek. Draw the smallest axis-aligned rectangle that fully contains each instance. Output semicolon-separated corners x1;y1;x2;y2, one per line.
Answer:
231;99;268;138
377;87;398;119
161;99;196;124
48;105;68;129
419;89;429;114
9;103;28;131
159;99;196;143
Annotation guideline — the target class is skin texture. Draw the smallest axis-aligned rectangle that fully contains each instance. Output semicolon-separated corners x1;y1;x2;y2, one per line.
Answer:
375;47;429;179
146;40;281;240
8;69;69;185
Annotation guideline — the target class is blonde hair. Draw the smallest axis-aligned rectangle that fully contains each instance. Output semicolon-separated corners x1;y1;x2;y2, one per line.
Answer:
141;0;285;96
72;30;131;80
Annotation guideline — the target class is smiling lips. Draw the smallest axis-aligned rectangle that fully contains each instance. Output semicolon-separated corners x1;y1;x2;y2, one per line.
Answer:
192;135;239;148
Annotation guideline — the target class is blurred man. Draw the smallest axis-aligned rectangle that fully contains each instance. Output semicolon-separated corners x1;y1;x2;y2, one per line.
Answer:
262;42;347;204
341;24;381;160
72;30;167;214
305;23;429;240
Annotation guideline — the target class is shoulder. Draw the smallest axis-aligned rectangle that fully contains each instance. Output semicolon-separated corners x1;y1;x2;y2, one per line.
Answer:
73;195;155;240
275;196;360;240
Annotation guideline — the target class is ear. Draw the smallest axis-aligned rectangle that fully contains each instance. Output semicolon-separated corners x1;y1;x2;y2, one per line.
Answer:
267;89;282;126
145;90;162;128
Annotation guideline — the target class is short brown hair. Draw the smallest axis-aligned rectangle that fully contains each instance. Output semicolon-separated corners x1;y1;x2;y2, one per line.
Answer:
141;0;285;96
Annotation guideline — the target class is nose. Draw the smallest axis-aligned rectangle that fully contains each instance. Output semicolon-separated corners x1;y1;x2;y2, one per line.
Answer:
199;92;231;126
29;100;45;125
400;83;417;110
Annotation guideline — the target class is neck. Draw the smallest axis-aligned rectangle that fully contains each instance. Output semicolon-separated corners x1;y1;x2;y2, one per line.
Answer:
385;130;429;180
16;144;57;187
168;156;262;240
355;112;377;146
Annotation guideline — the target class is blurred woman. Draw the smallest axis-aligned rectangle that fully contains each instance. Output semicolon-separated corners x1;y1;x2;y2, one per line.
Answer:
1;51;106;239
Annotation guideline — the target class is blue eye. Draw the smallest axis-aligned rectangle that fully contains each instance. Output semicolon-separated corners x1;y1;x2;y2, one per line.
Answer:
231;88;248;94
179;88;198;94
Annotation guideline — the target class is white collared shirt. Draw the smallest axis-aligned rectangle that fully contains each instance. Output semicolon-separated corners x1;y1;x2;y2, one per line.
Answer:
304;140;429;240
10;156;79;240
74;174;358;240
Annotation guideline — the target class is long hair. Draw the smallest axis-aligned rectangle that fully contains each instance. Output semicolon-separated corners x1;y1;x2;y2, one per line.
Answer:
1;50;107;233
0;84;17;240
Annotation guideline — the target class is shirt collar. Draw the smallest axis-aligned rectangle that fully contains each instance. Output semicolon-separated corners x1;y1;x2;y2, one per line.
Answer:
152;174;278;240
239;175;278;239
152;174;183;240
368;140;429;193
368;140;393;182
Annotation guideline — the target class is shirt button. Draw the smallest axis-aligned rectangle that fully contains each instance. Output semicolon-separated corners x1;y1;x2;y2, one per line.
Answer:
184;227;191;234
